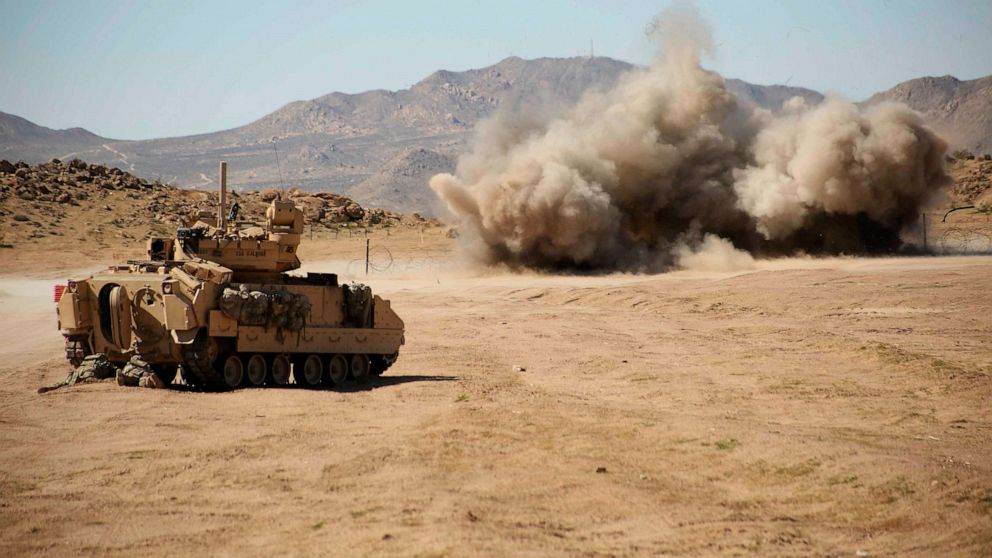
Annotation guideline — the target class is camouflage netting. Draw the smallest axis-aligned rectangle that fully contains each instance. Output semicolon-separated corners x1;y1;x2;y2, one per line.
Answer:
219;285;312;340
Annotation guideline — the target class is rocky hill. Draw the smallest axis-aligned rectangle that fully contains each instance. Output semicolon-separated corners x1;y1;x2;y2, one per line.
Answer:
947;154;992;209
347;147;455;215
864;75;992;155
0;111;105;163
0;56;827;216
0;158;424;251
725;79;824;110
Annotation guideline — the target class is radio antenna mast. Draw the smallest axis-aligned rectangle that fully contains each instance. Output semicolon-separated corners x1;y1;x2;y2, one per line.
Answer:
272;142;286;193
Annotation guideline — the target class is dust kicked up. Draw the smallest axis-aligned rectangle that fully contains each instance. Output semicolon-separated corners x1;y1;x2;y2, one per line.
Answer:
430;4;949;271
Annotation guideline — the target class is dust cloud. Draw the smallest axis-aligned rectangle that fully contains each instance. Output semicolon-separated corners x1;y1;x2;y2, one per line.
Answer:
430;3;949;271
674;234;755;272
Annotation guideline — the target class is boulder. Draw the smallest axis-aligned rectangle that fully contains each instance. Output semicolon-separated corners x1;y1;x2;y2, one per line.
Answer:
344;202;364;220
366;208;386;224
326;207;350;223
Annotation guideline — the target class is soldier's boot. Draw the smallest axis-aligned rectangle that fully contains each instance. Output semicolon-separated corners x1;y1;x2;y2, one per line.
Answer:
138;373;166;389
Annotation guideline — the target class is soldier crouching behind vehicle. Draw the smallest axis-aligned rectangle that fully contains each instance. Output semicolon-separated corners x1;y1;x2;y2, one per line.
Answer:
38;353;170;393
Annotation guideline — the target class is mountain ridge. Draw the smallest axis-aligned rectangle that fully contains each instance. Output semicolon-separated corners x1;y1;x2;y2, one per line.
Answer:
2;57;988;215
863;74;992;154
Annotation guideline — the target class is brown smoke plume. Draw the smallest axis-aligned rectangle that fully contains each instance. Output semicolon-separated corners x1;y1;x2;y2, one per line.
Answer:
430;4;949;271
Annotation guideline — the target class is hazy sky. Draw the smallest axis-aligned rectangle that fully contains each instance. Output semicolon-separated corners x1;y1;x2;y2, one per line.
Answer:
3;0;990;140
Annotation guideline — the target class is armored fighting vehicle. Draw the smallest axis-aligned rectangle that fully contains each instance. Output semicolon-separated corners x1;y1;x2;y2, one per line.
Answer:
54;162;404;389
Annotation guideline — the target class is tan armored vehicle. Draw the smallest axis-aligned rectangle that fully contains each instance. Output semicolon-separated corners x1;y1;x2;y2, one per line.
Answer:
54;162;404;389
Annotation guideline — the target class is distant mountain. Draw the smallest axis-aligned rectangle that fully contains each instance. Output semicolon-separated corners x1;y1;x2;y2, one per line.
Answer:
348;147;454;215
246;56;635;140
864;75;992;155
5;56;983;215
0;56;639;212
0;111;104;162
725;79;823;110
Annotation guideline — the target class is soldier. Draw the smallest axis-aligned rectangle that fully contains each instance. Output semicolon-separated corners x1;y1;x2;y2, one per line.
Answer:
38;354;117;393
117;355;168;389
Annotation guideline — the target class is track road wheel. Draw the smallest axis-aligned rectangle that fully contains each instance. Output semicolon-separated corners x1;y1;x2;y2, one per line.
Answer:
271;354;291;386
221;355;244;389
350;354;370;383
298;355;323;388
246;355;267;387
370;353;397;377
327;355;348;386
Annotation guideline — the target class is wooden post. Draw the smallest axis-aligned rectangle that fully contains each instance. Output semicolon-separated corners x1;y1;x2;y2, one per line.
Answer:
922;213;928;253
365;238;370;276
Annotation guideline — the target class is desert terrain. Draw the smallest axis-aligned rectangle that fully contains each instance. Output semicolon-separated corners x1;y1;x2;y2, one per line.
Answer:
3;2;992;555
1;224;990;556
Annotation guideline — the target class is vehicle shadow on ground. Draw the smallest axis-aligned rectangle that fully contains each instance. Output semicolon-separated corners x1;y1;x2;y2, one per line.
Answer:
168;374;459;393
336;374;459;392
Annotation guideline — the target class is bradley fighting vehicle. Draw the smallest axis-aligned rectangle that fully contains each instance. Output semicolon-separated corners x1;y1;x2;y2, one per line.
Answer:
54;162;404;389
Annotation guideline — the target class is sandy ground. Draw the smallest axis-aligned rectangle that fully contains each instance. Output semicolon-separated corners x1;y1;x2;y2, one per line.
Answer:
0;231;990;556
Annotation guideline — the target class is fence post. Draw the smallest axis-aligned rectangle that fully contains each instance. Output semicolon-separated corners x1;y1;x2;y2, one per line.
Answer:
365;238;370;276
922;213;928;253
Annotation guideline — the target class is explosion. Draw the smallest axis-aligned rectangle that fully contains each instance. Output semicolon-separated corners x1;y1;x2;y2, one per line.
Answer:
430;4;949;271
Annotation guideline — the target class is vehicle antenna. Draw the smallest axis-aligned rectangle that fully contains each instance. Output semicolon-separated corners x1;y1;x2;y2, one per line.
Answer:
272;142;286;195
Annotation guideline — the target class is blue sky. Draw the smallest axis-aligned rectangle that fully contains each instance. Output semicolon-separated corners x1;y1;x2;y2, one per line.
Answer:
2;0;990;140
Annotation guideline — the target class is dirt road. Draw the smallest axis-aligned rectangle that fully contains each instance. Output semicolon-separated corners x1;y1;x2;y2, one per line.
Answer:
1;250;990;556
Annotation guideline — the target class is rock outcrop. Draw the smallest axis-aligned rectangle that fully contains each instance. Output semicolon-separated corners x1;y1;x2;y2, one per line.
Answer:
0;158;426;248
